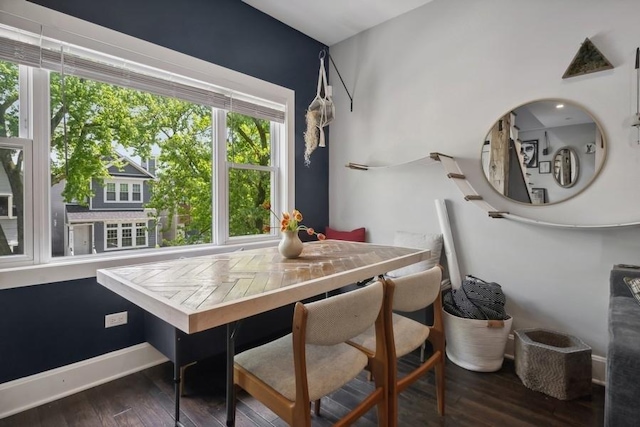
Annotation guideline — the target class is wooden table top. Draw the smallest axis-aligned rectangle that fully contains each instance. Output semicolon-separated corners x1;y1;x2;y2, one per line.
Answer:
96;240;430;333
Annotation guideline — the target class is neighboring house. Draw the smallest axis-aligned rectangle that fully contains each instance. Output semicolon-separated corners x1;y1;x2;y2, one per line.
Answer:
62;156;158;256
0;164;17;252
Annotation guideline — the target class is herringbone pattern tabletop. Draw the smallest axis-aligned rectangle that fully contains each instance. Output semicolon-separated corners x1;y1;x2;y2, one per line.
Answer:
97;240;428;333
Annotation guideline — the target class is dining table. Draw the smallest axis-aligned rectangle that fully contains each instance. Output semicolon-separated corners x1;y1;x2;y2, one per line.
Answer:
96;240;430;426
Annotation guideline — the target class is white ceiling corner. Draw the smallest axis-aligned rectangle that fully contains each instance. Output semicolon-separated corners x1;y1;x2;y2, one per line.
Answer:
242;0;434;46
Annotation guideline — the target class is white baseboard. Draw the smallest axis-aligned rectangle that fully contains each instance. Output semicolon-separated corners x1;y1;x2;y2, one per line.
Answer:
504;334;606;386
0;343;168;420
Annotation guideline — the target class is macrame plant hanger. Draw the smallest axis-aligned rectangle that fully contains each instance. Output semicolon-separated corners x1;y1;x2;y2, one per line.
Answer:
304;48;354;165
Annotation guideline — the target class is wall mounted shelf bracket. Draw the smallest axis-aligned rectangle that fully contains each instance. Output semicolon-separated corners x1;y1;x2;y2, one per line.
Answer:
321;48;354;112
346;152;640;229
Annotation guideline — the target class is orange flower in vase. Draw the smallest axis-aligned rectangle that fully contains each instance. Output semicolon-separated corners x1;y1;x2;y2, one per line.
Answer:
262;203;325;258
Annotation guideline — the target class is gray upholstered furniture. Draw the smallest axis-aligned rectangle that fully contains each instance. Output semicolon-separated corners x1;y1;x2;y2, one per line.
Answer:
606;265;640;427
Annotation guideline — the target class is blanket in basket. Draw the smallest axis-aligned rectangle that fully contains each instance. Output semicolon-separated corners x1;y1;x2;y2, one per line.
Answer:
443;275;508;320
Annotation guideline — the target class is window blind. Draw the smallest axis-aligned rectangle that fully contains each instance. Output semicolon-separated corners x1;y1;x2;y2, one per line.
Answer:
0;35;285;123
0;37;40;68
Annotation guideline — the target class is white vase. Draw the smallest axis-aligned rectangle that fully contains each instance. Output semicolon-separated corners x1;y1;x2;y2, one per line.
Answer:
278;230;303;259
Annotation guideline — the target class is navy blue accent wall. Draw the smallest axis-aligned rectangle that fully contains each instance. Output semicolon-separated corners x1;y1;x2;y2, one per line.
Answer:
0;0;329;384
0;279;145;383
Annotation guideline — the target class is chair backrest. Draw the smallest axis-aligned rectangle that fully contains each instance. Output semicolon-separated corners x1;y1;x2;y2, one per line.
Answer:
391;266;442;313
304;280;383;346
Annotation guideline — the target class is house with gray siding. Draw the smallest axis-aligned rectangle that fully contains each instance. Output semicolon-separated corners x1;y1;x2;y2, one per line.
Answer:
64;156;158;255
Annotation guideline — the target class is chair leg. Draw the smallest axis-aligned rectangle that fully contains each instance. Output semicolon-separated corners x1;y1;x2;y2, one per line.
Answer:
429;327;446;416
369;364;389;427
314;399;321;416
435;355;445;416
420;342;426;363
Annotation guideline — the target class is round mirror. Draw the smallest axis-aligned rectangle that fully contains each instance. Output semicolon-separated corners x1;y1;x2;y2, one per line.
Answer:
553;147;579;188
481;99;606;205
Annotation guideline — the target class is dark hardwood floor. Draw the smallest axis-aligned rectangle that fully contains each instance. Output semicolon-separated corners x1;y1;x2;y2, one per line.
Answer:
0;353;604;426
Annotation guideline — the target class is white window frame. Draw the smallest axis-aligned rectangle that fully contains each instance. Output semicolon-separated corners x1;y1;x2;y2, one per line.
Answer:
215;110;283;245
132;183;142;202
0;194;14;219
104;221;148;251
0;2;295;289
103;178;145;204
119;183;129;202
135;221;147;246
105;182;116;201
105;223;118;249
0;137;34;267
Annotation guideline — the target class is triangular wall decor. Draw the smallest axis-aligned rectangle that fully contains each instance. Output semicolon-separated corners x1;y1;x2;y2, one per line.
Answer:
562;38;614;79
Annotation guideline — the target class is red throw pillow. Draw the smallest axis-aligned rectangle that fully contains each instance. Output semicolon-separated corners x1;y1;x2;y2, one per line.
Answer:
324;227;366;242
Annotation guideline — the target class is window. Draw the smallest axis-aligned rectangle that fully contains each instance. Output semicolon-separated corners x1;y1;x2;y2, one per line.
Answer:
0;196;11;218
104;222;148;250
227;112;274;237
0;59;28;261
136;222;146;246
0;144;30;262
46;55;281;254
132;184;141;201
106;183;116;201
0;16;291;272
119;184;129;201
102;179;145;203
0;195;18;219
106;224;118;249
121;223;132;247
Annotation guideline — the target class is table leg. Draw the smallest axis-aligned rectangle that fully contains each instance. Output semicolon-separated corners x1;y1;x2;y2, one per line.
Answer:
179;362;197;397
226;321;242;427
173;361;186;427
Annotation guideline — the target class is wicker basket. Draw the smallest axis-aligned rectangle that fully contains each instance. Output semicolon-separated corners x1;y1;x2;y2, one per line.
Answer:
514;328;591;400
443;309;513;372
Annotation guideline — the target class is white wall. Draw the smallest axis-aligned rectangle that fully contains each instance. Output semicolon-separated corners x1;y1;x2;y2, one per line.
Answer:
329;0;640;358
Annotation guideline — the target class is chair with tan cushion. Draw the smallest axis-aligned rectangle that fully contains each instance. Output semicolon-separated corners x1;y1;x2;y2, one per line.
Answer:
233;280;390;426
387;231;447;362
349;266;445;418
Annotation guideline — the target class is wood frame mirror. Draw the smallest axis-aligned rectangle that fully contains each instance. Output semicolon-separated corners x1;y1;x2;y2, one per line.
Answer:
552;146;580;188
481;99;606;205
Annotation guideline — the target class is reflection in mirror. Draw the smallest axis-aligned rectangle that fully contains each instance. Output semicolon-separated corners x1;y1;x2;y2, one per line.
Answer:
0;146;24;256
481;100;605;205
553;147;579;188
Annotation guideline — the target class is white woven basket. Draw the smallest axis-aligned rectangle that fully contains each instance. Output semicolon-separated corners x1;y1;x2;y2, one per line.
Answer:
443;309;513;372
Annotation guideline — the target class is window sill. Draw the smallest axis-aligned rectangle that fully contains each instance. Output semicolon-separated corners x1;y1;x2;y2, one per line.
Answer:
0;239;279;290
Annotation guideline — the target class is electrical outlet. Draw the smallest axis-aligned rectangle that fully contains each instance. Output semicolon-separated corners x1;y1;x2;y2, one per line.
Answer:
105;311;128;328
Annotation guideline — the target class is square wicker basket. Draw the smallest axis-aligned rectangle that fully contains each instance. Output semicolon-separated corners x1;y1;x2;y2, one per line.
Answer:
514;328;591;400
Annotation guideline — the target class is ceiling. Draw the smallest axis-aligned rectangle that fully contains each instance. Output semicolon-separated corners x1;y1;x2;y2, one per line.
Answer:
242;0;434;46
515;101;594;131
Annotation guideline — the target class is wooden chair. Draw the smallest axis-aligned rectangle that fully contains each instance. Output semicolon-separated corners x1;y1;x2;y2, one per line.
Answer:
233;280;391;426
348;266;445;420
